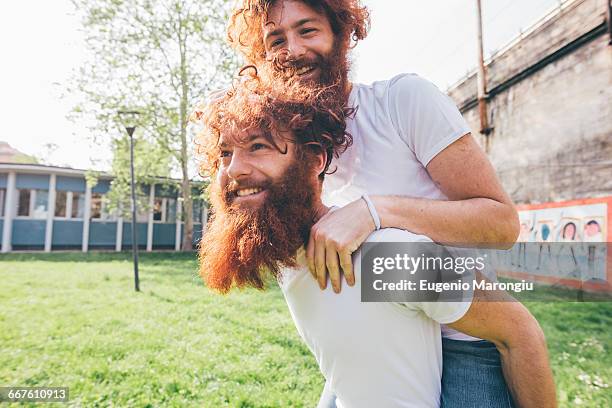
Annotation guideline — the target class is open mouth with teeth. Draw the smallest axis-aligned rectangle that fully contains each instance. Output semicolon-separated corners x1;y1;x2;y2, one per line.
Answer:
236;187;264;197
229;187;269;206
295;65;317;76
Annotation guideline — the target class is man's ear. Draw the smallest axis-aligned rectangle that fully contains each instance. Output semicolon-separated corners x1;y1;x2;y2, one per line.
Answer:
313;150;328;178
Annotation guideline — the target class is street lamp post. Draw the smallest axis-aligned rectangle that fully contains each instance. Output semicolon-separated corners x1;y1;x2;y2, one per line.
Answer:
118;110;141;292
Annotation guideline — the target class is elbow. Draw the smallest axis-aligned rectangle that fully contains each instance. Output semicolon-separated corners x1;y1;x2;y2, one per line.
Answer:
500;309;548;355
501;321;549;372
526;317;548;353
494;204;520;250
535;320;549;353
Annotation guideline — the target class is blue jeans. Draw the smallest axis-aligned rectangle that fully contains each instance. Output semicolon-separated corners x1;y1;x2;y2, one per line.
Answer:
316;339;515;408
441;338;515;408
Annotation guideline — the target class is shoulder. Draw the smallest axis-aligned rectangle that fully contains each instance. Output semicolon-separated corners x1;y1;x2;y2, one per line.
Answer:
387;73;432;88
353;73;434;96
386;73;445;103
355;74;449;123
351;73;441;120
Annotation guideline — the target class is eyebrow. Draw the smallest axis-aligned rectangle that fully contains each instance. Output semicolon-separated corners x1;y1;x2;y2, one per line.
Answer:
219;133;263;149
264;17;319;41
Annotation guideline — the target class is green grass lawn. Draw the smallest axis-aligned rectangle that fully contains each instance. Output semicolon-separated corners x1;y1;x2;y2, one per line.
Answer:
0;253;610;407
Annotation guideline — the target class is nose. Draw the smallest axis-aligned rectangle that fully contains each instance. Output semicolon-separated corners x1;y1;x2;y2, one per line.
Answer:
226;149;252;180
286;34;306;60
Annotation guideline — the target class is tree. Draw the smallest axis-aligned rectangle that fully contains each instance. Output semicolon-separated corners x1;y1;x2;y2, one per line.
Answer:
87;136;173;219
69;0;239;250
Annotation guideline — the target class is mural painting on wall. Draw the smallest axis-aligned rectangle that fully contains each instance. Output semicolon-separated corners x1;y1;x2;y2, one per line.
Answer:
503;203;607;281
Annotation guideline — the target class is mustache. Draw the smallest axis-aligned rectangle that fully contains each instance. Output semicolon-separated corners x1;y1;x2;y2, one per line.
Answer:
199;160;318;294
271;52;325;75
223;179;272;203
268;45;350;92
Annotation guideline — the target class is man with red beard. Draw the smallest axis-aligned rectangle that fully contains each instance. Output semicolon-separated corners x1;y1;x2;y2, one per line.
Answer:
197;75;353;292
225;2;556;408
196;80;555;407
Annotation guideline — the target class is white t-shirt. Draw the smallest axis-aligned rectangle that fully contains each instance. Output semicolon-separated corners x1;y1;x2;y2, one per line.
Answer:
321;74;478;341
280;228;471;408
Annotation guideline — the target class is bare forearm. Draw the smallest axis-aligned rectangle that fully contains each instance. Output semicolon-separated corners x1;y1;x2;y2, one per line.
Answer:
450;295;557;407
496;334;557;408
371;195;519;248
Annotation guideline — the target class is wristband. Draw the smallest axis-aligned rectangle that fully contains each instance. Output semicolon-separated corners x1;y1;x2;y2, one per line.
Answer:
361;193;381;230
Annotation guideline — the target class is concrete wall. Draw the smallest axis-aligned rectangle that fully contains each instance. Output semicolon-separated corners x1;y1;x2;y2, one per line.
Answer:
448;0;612;204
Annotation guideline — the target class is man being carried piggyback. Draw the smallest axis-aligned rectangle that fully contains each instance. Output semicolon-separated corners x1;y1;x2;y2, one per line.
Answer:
195;71;555;407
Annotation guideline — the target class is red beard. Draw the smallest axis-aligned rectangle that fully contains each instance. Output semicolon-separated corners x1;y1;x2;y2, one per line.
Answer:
199;159;319;293
271;39;351;98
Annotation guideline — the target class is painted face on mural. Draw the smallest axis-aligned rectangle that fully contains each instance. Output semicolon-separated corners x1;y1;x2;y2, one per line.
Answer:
584;221;601;237
584;221;601;238
562;222;576;240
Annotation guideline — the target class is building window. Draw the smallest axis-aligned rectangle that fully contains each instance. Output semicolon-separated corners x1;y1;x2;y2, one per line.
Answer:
32;190;49;219
91;193;103;219
193;200;203;223
55;191;85;220
72;192;85;219
151;197;177;223
148;197;179;223
16;189;49;219
166;198;177;223
55;191;67;217
91;193;116;221
153;198;163;221
0;188;6;217
17;189;30;216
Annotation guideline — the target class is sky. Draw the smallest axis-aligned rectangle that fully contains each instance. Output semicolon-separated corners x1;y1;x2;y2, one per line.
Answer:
0;0;564;171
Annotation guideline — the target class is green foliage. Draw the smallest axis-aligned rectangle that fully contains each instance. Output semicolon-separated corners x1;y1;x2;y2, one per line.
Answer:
67;0;240;243
10;153;39;165
105;136;174;217
69;0;238;138
84;169;102;188
1;253;610;407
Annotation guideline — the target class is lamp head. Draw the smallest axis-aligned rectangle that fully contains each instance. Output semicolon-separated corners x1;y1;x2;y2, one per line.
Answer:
118;110;142;136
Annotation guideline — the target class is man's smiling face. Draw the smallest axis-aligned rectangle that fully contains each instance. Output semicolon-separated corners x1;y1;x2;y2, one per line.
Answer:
195;67;353;293
217;125;297;210
263;0;335;85
201;122;324;294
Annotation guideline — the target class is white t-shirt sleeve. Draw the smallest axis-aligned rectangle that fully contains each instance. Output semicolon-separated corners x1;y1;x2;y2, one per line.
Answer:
417;300;472;325
387;74;472;166
365;229;473;325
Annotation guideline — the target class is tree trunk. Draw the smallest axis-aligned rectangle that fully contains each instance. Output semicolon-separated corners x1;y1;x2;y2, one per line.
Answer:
181;171;193;251
179;33;194;251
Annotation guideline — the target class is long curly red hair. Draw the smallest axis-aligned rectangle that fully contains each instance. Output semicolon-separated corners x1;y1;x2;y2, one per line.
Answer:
228;0;370;64
193;67;355;294
194;66;354;179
